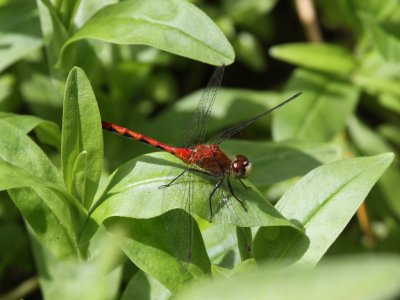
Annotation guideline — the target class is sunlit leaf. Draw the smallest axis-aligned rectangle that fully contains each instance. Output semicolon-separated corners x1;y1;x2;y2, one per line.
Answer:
61;0;234;66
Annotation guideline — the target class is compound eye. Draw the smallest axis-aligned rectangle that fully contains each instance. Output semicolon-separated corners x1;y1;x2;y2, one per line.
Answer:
232;155;252;179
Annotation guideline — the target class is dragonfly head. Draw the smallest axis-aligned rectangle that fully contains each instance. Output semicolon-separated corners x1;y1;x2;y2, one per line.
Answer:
231;155;252;179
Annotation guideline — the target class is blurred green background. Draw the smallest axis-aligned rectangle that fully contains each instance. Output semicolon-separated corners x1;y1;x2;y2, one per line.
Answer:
1;0;400;299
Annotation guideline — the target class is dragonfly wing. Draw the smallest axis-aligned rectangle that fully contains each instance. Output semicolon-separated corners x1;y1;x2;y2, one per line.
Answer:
209;92;302;144
182;65;225;146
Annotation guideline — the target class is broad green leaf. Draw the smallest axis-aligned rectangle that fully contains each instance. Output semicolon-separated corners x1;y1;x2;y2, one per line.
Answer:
0;112;61;149
91;152;293;229
121;270;172;300
273;69;360;142
270;43;356;76
61;0;235;66
62;67;103;208
176;255;400;300
0;0;42;72
104;213;210;294
254;153;394;267
361;13;400;63
221;140;341;188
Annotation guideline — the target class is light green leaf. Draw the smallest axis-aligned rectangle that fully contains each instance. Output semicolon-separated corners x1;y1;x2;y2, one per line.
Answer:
270;43;356;76
254;153;394;267
176;255;400;300
62;67;103;208
273;69;360;142
0;112;61;149
60;0;235;66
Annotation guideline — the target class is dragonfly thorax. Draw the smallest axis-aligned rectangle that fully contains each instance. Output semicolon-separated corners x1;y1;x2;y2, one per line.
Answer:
231;154;252;179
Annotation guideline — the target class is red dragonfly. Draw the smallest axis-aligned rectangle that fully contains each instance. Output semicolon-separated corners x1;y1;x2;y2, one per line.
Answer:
102;66;301;222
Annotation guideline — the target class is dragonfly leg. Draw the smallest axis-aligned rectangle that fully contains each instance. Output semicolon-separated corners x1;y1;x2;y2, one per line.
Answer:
159;168;189;188
239;179;251;190
227;177;248;212
209;177;224;223
160;167;217;189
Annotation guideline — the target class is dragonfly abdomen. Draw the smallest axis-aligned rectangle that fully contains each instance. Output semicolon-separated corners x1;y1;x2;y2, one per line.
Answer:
102;121;192;162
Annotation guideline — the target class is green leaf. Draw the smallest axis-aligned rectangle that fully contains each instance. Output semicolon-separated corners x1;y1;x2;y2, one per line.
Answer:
121;270;172;300
0;130;85;259
270;43;356;76
273;69;360;142
0;0;42;72
62;67;103;208
0;120;61;184
361;13;400;63
104;213;210;294
60;0;235;66
0;112;61;149
254;153;394;267
176;255;400;300
91;152;293;229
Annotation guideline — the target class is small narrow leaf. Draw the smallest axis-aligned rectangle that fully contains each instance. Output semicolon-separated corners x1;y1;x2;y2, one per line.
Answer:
270;43;356;76
60;0;235;66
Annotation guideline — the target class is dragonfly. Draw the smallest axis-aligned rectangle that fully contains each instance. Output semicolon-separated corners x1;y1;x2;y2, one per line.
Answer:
102;66;301;223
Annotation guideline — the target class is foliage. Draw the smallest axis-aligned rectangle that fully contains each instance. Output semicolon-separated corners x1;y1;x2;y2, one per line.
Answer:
0;0;399;299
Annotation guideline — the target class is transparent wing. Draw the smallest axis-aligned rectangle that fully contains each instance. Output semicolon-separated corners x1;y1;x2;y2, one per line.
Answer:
209;92;302;144
183;65;225;146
